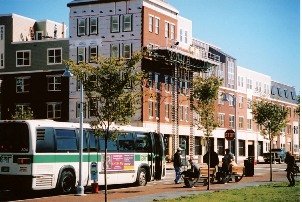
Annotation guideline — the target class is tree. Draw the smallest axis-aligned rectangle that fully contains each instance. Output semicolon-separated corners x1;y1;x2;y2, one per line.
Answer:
11;106;34;120
66;53;143;201
252;100;288;182
192;75;222;190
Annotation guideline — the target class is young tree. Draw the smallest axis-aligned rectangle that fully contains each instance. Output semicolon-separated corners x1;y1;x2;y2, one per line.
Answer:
11;107;34;120
66;53;143;201
192;75;222;190
252;100;288;181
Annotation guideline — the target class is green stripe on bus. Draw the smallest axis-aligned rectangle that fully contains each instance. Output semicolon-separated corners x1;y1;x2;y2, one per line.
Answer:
33;154;101;163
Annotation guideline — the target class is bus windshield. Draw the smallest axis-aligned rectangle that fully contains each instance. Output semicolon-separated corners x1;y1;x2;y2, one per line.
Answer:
0;122;29;153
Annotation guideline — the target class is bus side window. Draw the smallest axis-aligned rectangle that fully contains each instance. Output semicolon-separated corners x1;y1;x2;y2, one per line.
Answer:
55;129;78;152
36;127;55;153
88;130;97;152
99;136;118;152
136;133;151;152
118;132;135;152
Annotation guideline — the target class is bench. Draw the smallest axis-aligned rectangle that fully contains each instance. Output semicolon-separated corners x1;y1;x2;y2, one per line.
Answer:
182;166;216;187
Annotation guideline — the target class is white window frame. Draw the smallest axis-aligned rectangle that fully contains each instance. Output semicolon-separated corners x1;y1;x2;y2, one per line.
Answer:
218;113;225;127
111;15;120;33
149;15;153;32
89;46;98;62
170;24;175;40
16;50;31;67
122;44;132;58
184;31;188;43
247;119;252;130
229;115;235;128
47;102;62;119
77;47;86;63
89;17;98;35
238;96;243;108
155;17;159;34
123;14;132;32
110;44;119;58
16;77;30;93
165;22;169;38
239;116;244;129
47;75;61;92
77;18;86;36
36;31;43;40
47;48;62;65
247;78;252;89
180;28;183;42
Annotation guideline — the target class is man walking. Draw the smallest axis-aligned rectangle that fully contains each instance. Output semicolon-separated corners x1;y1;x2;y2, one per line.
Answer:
173;147;183;184
284;151;296;186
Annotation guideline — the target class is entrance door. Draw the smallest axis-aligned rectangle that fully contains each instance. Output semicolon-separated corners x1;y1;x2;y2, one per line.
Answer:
248;141;254;157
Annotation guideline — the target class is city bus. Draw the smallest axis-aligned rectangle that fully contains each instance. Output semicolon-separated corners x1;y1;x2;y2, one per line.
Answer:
0;120;166;193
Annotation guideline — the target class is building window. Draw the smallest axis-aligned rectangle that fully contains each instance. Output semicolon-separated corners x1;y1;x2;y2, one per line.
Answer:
239;116;244;129
165;103;170;120
149;15;153;32
77;18;87;36
122;44;132;58
148;101;153;118
184;31;188;43
77;47;86;63
247;119;252;130
217;138;225;155
36;31;43;40
47;75;61;91
89;46;98;62
88;98;98;117
15;104;30;114
155;17;159;34
123;14;132;32
165;22;169;38
229;115;235;128
0;53;4;68
179;106;184;121
89;17;98;35
238;96;243;108
170;24;175;40
180;28;183;42
218;92;224;105
255;81;262;92
47;103;61;119
195;137;202;155
47;48;62;65
247;78;252;89
16;50;30;67
111;16;120;33
238;140;245;156
110;44;119;58
0;25;4;40
227;60;235;88
76;102;87;118
218;113;225;127
247;98;252;109
16;77;30;93
238;76;244;87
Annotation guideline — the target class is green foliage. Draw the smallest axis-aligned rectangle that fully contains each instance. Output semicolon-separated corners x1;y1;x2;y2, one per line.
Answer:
11;107;34;120
252;100;288;139
192;75;222;136
65;53;143;133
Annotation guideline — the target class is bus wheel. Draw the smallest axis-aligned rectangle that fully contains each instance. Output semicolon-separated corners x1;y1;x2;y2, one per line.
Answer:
57;170;76;194
136;168;147;186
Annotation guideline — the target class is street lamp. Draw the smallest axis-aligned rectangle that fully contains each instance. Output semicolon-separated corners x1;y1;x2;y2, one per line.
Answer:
62;67;85;196
222;93;238;163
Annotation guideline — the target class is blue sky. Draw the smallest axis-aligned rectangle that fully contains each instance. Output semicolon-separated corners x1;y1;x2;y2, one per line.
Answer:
0;0;300;93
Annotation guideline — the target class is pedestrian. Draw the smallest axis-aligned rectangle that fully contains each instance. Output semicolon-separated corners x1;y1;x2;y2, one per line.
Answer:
173;147;183;184
222;148;234;173
203;147;219;169
284;151;296;186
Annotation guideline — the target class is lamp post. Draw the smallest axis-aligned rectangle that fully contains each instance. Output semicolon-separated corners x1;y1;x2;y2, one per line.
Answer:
223;93;238;163
62;68;85;196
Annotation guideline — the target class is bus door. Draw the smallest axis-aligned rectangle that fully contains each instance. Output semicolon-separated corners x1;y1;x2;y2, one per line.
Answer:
151;132;164;180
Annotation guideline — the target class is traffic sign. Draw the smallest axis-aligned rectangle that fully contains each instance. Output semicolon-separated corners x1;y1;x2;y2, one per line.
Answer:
225;129;235;141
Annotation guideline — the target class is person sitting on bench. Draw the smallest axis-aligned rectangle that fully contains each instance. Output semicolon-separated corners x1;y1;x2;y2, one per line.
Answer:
182;158;200;188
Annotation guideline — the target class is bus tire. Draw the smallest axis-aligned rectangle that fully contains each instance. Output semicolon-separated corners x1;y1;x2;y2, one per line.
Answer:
57;170;76;194
136;168;147;186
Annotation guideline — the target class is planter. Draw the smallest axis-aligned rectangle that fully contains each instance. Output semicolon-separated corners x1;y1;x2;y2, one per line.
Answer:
91;182;99;193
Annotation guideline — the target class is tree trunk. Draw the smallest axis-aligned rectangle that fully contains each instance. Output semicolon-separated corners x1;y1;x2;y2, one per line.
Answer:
104;128;108;202
269;134;272;182
207;136;210;190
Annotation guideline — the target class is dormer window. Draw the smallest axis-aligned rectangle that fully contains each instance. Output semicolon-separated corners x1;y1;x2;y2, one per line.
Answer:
284;89;288;98
291;92;296;100
277;88;282;97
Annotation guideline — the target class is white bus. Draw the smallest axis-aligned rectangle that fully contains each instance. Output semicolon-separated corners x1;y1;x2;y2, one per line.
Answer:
0;120;166;193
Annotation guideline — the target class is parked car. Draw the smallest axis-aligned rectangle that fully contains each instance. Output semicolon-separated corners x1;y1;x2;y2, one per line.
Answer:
263;149;286;163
